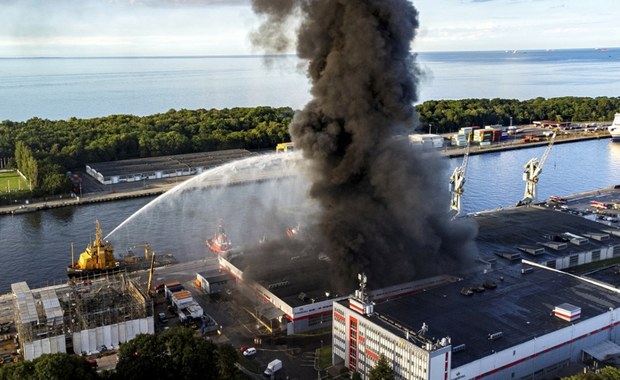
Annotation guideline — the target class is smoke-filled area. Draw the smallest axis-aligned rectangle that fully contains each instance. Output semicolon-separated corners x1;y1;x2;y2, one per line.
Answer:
251;0;478;290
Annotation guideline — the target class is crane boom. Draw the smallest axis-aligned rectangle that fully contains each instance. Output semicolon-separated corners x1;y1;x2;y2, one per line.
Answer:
539;131;557;169
449;137;471;217
517;130;557;206
147;252;156;298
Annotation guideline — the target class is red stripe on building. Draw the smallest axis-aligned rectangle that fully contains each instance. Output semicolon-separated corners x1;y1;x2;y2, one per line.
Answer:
474;321;620;379
554;311;581;320
350;303;364;314
366;349;379;361
334;311;346;323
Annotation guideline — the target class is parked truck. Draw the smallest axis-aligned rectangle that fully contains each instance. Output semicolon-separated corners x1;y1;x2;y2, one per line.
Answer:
263;359;282;377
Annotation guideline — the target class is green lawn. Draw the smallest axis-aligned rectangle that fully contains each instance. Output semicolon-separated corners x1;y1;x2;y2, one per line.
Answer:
0;171;29;194
317;346;332;370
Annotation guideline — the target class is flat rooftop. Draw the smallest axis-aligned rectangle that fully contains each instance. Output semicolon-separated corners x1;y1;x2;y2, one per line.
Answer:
87;149;253;178
227;251;353;308
362;263;620;368
473;204;620;265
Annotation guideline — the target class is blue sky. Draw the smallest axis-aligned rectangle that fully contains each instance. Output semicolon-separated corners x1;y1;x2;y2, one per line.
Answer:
0;0;617;57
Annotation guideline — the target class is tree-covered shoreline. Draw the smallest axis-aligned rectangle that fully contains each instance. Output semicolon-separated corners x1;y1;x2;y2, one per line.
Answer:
416;96;620;134
1;96;618;196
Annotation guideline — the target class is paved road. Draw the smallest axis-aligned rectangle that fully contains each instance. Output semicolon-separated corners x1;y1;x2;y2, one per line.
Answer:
128;257;328;380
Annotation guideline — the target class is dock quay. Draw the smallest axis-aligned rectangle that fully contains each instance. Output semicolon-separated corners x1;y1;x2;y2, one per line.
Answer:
0;187;619;378
0;132;612;216
441;131;609;158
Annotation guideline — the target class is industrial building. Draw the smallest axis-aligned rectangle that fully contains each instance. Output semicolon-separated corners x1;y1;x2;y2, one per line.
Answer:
85;149;253;185
330;203;620;380
218;251;342;335
10;274;153;361
214;187;620;379
195;271;235;295
332;263;620;380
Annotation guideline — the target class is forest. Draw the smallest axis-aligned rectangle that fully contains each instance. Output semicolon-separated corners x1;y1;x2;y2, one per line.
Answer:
0;96;618;196
415;96;620;134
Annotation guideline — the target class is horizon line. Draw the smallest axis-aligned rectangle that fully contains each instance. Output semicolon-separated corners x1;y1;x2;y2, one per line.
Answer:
0;47;617;60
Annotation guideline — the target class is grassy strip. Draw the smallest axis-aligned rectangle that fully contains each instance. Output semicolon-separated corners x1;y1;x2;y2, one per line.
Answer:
566;257;620;275
317;346;332;370
0;171;28;194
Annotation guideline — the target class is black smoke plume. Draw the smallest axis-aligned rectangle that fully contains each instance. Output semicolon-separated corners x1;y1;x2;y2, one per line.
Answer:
251;0;478;289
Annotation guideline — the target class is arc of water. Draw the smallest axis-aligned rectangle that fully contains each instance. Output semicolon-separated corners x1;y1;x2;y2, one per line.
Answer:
105;153;303;240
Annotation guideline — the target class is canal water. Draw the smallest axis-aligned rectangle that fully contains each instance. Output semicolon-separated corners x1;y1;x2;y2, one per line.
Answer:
1;139;619;293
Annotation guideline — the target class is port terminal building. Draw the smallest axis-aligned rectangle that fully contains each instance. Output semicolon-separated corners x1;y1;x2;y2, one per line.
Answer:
330;201;620;380
85;149;253;185
217;189;620;379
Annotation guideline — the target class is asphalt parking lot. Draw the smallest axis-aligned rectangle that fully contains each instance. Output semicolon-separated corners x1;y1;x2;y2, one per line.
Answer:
137;257;329;380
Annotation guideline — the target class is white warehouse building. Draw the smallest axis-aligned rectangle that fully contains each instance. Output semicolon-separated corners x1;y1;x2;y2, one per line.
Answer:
332;262;620;380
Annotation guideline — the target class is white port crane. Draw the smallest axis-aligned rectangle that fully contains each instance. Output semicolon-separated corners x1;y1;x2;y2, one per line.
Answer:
516;130;557;206
449;136;471;218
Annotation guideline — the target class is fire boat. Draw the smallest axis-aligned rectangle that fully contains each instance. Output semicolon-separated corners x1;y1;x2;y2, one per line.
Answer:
206;225;232;255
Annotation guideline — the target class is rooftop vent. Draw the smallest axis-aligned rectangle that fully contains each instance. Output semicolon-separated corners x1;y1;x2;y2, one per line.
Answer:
268;280;290;289
521;267;534;275
538;241;567;251
601;229;620;238
495;251;521;261
518;245;545;256
452;344;466;353
562;232;589;246
582;232;610;242
553;303;581;322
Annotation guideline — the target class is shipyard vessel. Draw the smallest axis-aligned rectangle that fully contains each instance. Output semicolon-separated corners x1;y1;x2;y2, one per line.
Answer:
67;221;177;278
205;225;232;255
67;221;120;277
609;113;620;142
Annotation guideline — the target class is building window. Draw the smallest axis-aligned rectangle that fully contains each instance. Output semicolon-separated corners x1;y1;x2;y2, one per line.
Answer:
569;255;579;266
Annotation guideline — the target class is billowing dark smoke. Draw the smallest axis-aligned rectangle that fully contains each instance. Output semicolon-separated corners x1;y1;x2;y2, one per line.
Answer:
251;0;478;289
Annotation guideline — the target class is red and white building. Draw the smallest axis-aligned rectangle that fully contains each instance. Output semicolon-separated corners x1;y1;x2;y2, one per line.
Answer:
332;264;620;380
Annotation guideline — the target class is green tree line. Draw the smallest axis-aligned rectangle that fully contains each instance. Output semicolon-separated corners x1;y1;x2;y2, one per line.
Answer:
0;106;294;195
416;96;620;134
0;327;245;380
14;141;38;190
1;97;618;196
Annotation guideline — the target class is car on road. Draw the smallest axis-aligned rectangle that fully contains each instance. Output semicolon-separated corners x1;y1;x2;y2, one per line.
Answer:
158;312;168;324
242;347;257;357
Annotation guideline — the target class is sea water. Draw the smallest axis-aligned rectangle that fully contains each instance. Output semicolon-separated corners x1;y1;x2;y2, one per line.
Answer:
1;48;619;121
1;48;620;291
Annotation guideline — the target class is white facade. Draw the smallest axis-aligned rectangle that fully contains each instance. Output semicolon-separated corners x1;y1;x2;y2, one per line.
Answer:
71;317;154;355
333;295;620;380
451;310;620;380
23;336;67;361
217;256;453;336
333;301;451;380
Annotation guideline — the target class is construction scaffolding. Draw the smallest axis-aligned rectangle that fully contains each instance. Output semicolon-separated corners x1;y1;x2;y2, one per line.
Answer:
11;272;153;360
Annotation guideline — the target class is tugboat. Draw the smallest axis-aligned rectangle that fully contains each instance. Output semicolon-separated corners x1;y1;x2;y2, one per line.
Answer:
206;225;232;255
286;224;302;239
67;220;120;277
